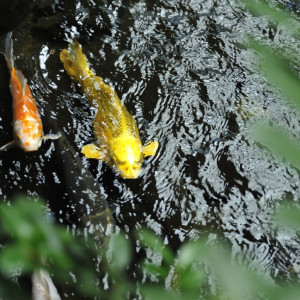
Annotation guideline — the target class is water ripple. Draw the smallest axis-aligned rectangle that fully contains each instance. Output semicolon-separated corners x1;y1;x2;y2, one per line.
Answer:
0;0;299;284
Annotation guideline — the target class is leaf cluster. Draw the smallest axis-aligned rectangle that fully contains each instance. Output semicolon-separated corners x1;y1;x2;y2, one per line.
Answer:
0;197;100;298
240;0;300;168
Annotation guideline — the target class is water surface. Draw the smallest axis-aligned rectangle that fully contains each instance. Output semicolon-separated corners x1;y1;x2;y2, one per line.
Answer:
0;0;300;292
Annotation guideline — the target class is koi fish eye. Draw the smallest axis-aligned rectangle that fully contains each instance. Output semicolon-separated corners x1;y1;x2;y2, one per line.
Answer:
112;157;127;167
112;155;142;167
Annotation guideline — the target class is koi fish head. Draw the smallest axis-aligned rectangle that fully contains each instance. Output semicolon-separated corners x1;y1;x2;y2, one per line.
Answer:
111;135;143;179
14;118;43;151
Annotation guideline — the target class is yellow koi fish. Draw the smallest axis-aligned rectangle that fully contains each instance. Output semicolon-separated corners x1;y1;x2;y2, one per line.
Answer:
60;40;158;179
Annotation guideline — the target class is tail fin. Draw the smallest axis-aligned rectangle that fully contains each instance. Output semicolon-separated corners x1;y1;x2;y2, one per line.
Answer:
60;39;94;83
4;32;14;71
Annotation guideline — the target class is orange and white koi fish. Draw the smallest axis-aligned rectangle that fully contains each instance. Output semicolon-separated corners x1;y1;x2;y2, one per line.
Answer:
0;32;61;151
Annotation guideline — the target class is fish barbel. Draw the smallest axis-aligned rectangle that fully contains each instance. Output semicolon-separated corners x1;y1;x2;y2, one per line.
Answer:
0;32;61;151
60;40;158;179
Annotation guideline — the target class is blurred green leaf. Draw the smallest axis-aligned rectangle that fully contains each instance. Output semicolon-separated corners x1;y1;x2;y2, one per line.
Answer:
178;267;205;291
217;262;260;300
0;198;75;272
109;233;131;271
249;40;300;110
139;229;163;250
274;205;300;230
139;229;174;266
177;242;201;268
260;283;300;300
76;268;99;296
0;197;100;298
143;262;169;278
0;244;38;275
2;196;300;299
141;285;178;300
240;0;300;37
252;122;300;167
0;201;38;241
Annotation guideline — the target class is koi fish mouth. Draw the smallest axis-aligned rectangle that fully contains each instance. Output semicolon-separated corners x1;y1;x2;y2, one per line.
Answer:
117;166;142;179
19;138;43;151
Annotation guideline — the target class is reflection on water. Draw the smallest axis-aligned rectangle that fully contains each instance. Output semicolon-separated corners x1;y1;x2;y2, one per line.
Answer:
0;0;300;288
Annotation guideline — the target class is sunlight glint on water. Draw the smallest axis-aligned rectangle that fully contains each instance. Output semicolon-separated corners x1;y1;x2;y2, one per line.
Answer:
0;0;299;284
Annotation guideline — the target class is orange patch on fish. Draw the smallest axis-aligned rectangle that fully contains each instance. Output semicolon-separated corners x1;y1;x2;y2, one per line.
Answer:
0;32;60;152
9;67;43;151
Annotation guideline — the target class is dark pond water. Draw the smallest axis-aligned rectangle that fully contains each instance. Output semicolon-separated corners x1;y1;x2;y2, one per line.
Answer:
0;0;300;294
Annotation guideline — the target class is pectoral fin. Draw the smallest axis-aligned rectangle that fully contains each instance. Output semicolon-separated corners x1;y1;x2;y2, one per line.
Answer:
81;143;105;160
143;140;159;157
0;140;17;151
43;132;62;140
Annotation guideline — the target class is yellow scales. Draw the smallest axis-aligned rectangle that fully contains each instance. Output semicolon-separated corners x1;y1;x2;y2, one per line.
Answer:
60;40;158;179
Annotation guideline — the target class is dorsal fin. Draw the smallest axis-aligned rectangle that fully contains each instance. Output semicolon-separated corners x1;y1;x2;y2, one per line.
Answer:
15;70;28;96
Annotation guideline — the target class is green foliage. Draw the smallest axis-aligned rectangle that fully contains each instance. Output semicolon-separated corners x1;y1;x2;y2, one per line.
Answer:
0;196;300;299
104;233;134;300
240;0;300;37
108;232;131;272
252;122;300;168
138;230;300;300
235;2;300;298
248;38;300;111
139;229;173;263
274;202;300;230
240;0;300;169
0;197;100;298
